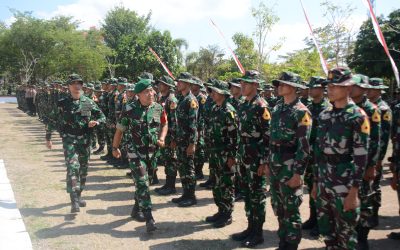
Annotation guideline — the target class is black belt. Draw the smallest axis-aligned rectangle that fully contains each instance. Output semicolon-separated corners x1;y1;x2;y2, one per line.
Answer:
270;144;296;154
61;126;89;136
323;154;352;164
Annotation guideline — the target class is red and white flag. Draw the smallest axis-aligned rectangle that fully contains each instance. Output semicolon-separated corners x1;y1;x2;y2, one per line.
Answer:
299;0;329;76
362;0;399;87
148;47;175;80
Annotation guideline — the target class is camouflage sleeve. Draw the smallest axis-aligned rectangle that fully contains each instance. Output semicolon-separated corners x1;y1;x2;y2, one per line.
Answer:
92;101;106;125
313;115;323;183
116;110;130;133
379;109;392;161
258;106;271;165
168;99;178;142
293;110;312;175
188;99;199;144
351;113;370;188
45;100;62;140
368;109;381;168
226;109;239;159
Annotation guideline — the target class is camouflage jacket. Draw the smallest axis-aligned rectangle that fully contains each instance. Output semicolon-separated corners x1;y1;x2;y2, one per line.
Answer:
115;91;127;120
159;92;178;143
308;98;332;146
195;93;207;144
117;101;165;159
300;97;312;107
391;103;400;172
265;96;278;109
238;94;270;165
270;98;311;175
315;102;369;187
373;98;392;161
356;97;381;169
228;95;244;111
175;91;198;145
107;89;119;124
46;94;105;140
207;98;239;158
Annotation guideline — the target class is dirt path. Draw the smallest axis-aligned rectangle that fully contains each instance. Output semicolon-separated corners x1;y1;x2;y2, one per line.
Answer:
0;103;399;250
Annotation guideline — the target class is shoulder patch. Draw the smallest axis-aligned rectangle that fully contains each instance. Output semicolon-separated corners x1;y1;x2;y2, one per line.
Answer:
262;108;271;120
383;112;392;121
300;112;312;126
361;117;370;135
201;98;206;104
229;111;235;119
372;109;381;122
190;99;198;109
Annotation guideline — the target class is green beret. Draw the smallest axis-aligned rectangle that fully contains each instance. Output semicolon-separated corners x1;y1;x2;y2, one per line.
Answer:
134;79;153;94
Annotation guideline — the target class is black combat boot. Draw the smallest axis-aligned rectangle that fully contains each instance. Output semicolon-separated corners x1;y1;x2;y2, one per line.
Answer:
70;192;80;213
178;188;197;207
76;190;87;207
143;210;157;233
213;212;232;228
130;202;145;222
302;205;317;230
150;169;159;185
232;218;253;241
369;207;379;228
93;145;105;155
195;164;204;180
156;175;177;196
171;188;188;204
357;226;370;250
205;208;223;223
199;176;215;189
275;236;288;250
241;221;264;248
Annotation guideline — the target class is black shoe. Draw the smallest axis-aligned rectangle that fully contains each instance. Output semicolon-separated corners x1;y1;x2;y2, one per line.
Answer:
369;208;379;228
143;210;157;233
154;184;168;193
150;173;159;185
232;220;253;241
309;225;319;237
357;239;369;250
172;194;186;204
387;232;400;240
178;196;197;207
93;146;105;155
199;178;214;188
76;191;87;207
157;187;176;196
205;210;222;223
70;192;80;213
100;153;112;161
213;213;232;228
285;243;299;250
302;207;317;230
131;204;145;222
195;172;204;180
241;222;264;248
276;239;288;250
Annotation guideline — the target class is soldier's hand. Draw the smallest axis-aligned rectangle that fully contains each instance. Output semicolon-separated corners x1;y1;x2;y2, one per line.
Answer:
227;158;236;169
157;139;165;148
391;174;398;190
363;167;375;181
112;148;121;159
88;121;98;128
257;164;270;177
311;183;317;200
344;187;359;212
286;174;302;188
186;143;195;156
46;140;52;150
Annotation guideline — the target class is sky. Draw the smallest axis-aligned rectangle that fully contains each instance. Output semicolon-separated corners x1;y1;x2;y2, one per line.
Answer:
0;0;398;62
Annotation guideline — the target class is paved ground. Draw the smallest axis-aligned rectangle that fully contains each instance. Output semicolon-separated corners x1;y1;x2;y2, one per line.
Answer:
0;102;399;250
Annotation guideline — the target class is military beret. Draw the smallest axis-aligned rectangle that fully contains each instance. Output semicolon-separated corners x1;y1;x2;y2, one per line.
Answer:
134;79;153;94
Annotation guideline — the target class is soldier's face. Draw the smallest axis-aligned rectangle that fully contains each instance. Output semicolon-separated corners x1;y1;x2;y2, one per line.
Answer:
277;83;294;96
367;89;380;100
68;82;83;96
309;87;324;98
230;86;241;96
117;85;125;92
191;85;201;95
241;82;257;96
177;81;189;92
138;87;155;106
158;82;168;93
327;84;350;102
350;85;365;98
210;90;224;103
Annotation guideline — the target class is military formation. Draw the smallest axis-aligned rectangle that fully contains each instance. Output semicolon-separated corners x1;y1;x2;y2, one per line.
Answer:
14;66;400;249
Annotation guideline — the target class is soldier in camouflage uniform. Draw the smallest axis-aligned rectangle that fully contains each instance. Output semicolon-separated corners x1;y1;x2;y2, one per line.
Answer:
302;76;330;237
269;72;311;250
231;70;270;248
102;78;119;164
45;74;106;213
366;78;392;228
191;77;207;180
113;79;168;232
350;74;381;250
171;72;199;207
300;84;312;107
263;84;278;109
93;84;107;155
312;67;369;250
204;80;239;228
154;76;179;196
113;78;129;168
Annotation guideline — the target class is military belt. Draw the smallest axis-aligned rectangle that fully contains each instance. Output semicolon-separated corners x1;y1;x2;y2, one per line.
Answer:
61;126;88;136
323;154;352;164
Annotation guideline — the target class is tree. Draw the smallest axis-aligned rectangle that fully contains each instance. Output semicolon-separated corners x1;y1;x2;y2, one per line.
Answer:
186;45;225;80
280;49;326;80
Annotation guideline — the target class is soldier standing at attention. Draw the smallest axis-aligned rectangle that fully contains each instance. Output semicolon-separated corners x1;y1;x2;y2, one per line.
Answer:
204;80;239;228
45;74;106;213
112;79;167;232
302;76;330;237
269;72;311;250
231;70;270;248
171;72;199;207
366;78;392;228
312;67;369;250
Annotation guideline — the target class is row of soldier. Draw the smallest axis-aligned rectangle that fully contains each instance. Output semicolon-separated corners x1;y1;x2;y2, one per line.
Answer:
14;67;400;250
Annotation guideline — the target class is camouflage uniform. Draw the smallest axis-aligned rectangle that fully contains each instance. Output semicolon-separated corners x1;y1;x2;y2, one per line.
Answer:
314;68;369;250
106;79;119;159
193;82;207;179
270;72;311;247
391;103;400;212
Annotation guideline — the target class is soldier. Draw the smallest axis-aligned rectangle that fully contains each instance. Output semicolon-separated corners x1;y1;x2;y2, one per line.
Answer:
112;79;168;232
299;83;312;107
302;76;330;237
170;72;199;207
93;84;107;155
231;70;270;248
263;84;278;109
204;80;239;228
154;76;179;196
269;72;311;250
366;78;392;227
350;74;381;250
191;77;207;180
113;78;129;168
45;74;106;213
312;67;369;249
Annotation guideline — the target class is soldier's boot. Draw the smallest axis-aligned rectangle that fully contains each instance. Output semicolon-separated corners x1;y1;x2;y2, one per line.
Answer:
93;145;105;155
241;221;264;248
232;218;253;241
171;188;188;204
275;236;288;250
130;202;145;222
70;192;80;213
302;205;317;230
285;243;299;250
157;176;177;196
150;170;159;185
205;208;223;223
199;176;215;189
100;151;112;161
213;212;232;228
309;224;319;237
76;190;87;207
357;226;370;250
369;207;379;228
143;210;157;233
195;164;204;180
234;190;244;202
178;188;197;207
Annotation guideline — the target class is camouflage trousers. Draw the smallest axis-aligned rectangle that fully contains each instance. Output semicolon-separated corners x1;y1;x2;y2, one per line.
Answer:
209;151;234;214
129;154;157;210
270;169;303;245
316;184;360;250
62;134;91;193
194;138;206;174
176;144;196;192
371;167;383;211
160;145;177;177
304;164;315;209
358;179;374;228
95;124;106;147
106;124;116;153
239;152;267;223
